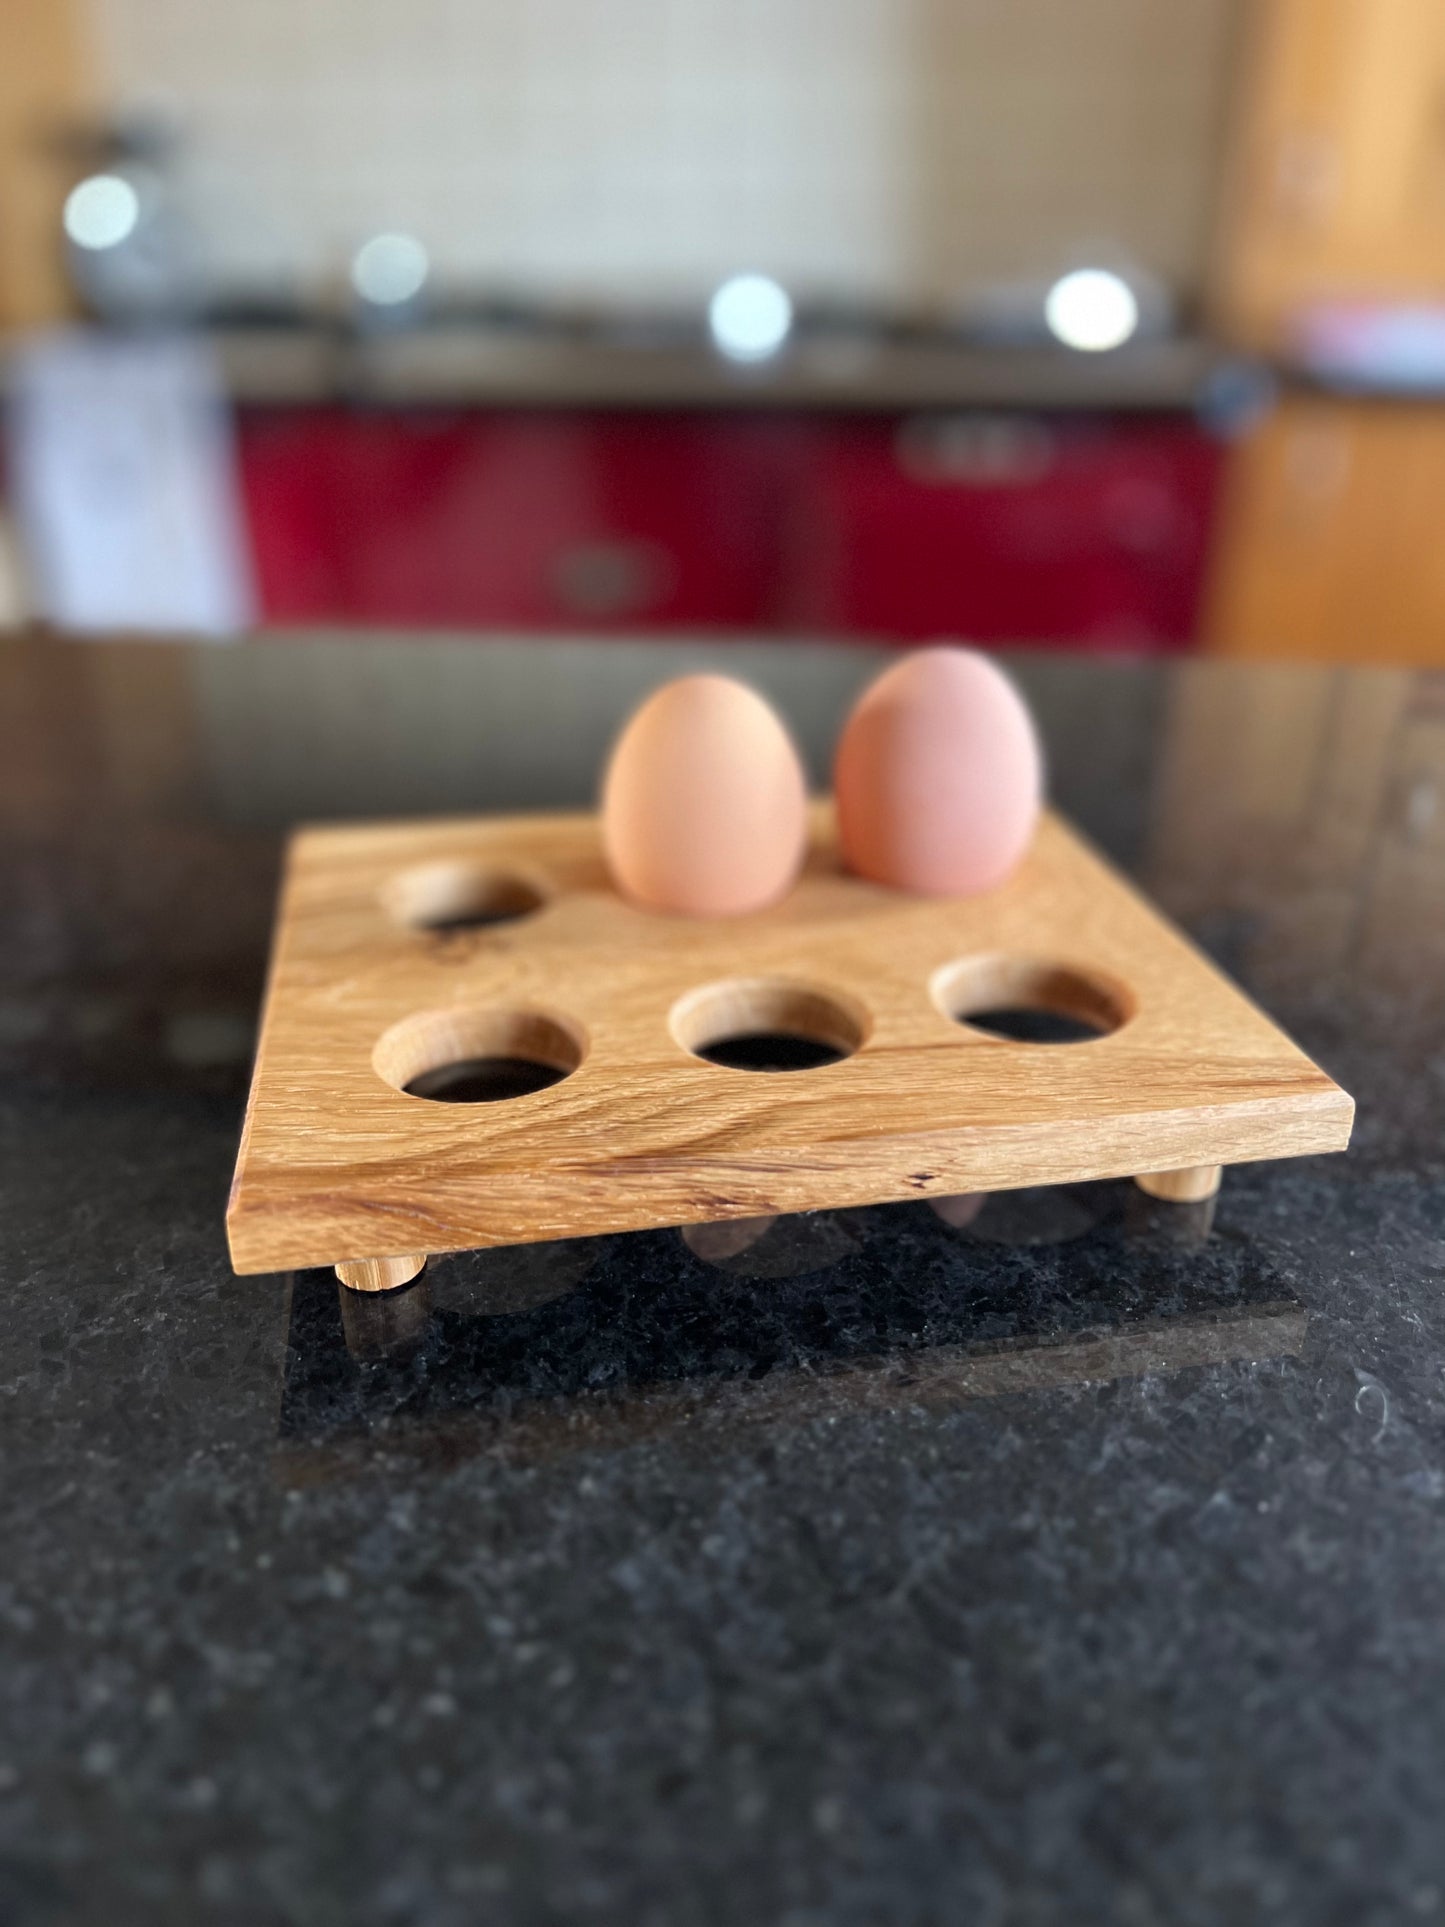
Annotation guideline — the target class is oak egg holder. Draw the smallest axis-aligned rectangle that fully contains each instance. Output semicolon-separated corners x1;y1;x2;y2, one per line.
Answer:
226;804;1354;1290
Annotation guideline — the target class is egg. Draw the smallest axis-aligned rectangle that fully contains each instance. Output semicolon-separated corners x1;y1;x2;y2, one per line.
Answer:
601;674;809;916
834;646;1042;895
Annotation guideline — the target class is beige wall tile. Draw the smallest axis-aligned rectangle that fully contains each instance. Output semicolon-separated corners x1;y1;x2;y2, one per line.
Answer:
87;0;1240;305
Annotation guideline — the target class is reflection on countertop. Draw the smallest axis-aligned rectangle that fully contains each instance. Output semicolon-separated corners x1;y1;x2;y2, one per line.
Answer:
279;1185;1300;1482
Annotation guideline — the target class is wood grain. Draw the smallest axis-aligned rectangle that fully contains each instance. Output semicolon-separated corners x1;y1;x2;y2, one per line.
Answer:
0;0;91;328
1135;1165;1223;1203
1212;0;1445;350
333;1253;428;1293
227;804;1354;1275
1203;399;1445;666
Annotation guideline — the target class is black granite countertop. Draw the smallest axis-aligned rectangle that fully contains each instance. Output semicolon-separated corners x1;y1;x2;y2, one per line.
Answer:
2;633;1443;1926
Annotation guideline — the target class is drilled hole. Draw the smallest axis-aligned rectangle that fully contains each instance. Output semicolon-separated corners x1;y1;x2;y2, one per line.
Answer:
963;1008;1105;1045
382;860;549;932
701;1033;848;1071
405;1058;567;1102
671;978;868;1073
931;956;1130;1044
375;1007;584;1103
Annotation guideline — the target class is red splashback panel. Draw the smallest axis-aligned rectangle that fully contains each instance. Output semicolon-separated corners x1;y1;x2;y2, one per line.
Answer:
236;406;1222;647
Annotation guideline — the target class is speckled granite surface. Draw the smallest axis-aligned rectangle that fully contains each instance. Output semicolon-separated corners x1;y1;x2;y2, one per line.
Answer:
1;636;1442;1926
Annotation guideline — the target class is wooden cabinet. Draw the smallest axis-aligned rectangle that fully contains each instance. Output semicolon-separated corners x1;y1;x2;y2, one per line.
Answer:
1216;0;1445;349
0;0;91;328
1204;397;1445;664
1206;0;1445;664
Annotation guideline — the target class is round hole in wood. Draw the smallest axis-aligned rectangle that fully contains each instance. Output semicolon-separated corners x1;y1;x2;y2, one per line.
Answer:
670;978;868;1072
375;1007;585;1103
382;860;549;932
931;955;1131;1045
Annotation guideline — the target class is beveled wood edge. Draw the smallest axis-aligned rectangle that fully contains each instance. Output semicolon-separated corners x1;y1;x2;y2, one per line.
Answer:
228;1089;1355;1276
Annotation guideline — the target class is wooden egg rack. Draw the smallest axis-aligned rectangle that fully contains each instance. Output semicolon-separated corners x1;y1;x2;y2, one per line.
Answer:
226;804;1354;1291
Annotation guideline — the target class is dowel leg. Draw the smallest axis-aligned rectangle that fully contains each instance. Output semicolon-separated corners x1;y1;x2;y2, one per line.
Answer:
1134;1165;1222;1204
334;1252;428;1293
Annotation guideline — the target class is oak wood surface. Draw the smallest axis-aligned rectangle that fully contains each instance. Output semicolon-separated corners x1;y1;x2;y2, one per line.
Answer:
227;804;1353;1275
1135;1165;1224;1203
333;1253;428;1293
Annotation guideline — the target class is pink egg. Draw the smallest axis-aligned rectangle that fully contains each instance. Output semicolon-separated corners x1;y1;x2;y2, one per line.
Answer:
834;647;1042;895
601;674;809;916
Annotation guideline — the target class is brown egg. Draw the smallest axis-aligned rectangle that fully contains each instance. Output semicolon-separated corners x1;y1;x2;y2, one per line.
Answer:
834;646;1042;895
601;674;809;916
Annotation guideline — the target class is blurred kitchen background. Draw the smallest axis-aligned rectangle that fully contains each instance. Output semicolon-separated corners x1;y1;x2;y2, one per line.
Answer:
1;0;1443;661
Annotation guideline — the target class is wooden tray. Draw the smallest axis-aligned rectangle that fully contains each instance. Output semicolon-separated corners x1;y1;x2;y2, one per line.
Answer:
227;804;1353;1288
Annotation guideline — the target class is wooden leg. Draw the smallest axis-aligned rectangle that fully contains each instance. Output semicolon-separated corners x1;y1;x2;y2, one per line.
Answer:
1134;1165;1222;1204
334;1252;427;1293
